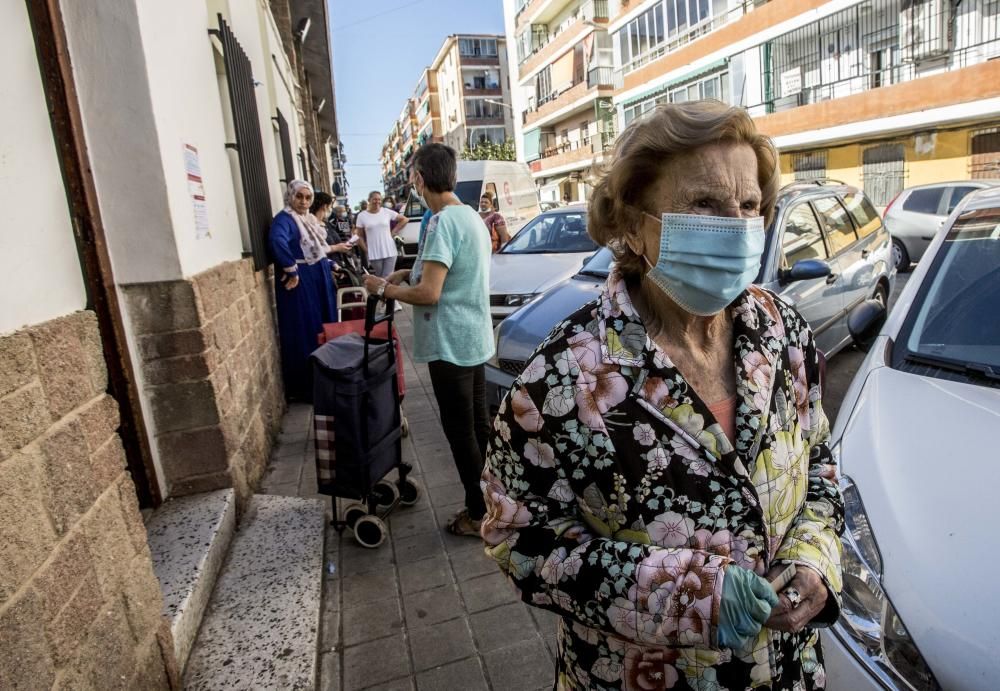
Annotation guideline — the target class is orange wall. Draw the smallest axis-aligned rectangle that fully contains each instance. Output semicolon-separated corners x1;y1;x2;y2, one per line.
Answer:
756;61;1000;138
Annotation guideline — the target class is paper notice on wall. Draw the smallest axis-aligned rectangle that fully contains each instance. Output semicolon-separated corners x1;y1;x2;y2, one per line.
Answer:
184;144;211;239
780;67;802;96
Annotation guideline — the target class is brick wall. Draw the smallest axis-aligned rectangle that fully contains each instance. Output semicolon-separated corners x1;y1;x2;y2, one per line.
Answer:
0;311;176;690
123;258;284;503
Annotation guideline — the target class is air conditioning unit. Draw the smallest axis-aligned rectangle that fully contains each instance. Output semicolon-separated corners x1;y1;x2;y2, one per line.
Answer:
899;0;951;63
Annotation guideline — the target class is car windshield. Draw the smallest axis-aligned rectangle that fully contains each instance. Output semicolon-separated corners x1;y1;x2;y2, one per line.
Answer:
894;206;1000;379
577;246;614;277
454;180;483;208
501;212;596;254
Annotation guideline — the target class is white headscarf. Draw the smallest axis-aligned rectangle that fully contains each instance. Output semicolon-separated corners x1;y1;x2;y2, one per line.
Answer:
283;179;330;265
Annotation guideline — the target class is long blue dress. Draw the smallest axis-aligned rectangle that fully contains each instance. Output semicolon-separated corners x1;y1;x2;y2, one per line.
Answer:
269;210;338;401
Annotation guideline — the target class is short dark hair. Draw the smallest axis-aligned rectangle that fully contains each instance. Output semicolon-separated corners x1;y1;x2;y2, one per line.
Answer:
412;143;457;193
310;191;333;214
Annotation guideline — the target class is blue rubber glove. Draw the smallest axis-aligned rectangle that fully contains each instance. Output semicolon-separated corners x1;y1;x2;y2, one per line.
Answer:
718;565;779;651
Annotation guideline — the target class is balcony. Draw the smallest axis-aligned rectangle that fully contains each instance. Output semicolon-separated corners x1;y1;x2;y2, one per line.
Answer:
612;0;762;90
466;116;506;127
587;66;613;88
462;85;504;98
523;77;612;128
518;0;609;79
533;135;613;172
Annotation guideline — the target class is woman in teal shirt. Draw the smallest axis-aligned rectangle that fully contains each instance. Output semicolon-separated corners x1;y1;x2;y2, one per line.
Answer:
365;144;494;536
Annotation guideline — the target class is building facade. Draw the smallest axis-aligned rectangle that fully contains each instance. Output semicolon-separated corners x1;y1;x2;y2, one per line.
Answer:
505;0;617;203
381;34;515;200
1;0;342;685
505;0;1000;205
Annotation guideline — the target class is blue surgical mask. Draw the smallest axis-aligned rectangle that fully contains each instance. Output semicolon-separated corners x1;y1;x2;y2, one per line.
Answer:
642;213;765;316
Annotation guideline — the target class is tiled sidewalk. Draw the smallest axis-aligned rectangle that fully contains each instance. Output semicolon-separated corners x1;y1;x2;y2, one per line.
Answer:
259;307;559;691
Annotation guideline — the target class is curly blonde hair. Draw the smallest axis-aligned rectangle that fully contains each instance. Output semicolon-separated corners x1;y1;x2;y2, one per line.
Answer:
588;100;779;280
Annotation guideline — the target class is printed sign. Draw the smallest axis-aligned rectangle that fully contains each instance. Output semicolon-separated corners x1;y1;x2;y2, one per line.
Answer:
503;180;513;207
184;144;211;239
780;67;802;96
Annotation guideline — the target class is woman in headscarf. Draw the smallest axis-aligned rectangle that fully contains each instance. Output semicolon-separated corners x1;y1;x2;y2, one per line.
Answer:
269;179;338;401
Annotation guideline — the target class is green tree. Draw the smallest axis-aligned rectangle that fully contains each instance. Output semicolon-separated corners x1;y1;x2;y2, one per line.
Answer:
461;138;516;161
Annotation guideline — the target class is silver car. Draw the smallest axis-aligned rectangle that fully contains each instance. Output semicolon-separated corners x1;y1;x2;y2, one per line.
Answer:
883;180;999;271
489;205;597;324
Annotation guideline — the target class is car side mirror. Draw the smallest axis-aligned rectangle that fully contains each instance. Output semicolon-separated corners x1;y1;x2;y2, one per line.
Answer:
778;259;832;285
848;299;887;353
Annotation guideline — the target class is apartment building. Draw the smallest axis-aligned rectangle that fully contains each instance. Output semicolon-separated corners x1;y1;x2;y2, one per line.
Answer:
381;34;515;199
503;0;617;203
610;0;1000;206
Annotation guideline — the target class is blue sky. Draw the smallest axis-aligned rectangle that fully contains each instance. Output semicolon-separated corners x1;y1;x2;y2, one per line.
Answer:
328;0;506;205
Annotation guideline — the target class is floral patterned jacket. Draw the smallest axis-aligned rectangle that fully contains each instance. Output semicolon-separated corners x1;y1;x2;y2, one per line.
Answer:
482;271;844;690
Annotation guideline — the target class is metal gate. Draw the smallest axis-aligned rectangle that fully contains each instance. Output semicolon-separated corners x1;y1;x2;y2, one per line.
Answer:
971;128;1000;179
793;151;827;181
211;15;273;271
862;143;905;207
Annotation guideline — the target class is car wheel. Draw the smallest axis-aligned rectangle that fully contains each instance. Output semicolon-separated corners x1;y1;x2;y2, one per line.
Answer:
891;238;911;273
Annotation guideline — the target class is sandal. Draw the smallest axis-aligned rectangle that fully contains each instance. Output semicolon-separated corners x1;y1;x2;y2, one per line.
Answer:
446;509;482;537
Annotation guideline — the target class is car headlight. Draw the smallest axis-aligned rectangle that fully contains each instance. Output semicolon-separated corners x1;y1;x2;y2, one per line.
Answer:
836;467;940;690
504;293;537;307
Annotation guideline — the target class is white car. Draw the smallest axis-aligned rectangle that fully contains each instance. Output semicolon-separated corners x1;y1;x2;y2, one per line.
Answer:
823;186;1000;690
489;205;597;324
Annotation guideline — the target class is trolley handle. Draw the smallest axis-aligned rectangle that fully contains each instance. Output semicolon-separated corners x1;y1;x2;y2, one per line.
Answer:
365;294;395;336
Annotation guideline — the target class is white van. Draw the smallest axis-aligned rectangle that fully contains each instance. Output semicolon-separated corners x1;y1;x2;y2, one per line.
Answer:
398;160;540;264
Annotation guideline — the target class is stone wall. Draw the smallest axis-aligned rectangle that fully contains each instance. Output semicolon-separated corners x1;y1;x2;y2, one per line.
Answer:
0;311;176;689
124;258;284;503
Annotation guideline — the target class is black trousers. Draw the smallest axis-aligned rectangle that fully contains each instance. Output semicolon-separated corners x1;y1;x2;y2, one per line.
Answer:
427;360;489;520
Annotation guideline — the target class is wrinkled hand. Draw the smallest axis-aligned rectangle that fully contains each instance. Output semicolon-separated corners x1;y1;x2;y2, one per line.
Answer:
363;275;386;296
765;564;828;633
282;272;300;291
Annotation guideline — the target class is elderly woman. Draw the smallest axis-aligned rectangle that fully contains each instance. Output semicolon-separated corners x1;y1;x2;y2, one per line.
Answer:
269;180;338;401
482;101;843;690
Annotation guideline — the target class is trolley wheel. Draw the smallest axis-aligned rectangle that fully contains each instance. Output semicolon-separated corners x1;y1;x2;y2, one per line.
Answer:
342;502;367;529
353;515;387;549
401;416;410;438
398;477;421;507
372;480;400;510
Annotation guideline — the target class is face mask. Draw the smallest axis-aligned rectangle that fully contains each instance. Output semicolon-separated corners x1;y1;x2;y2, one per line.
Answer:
384;202;394;210
337;212;347;220
479;205;490;213
641;213;765;316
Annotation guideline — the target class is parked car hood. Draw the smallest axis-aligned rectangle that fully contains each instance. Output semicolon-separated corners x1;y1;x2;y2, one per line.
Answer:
496;274;604;364
839;365;1000;688
490;252;593;297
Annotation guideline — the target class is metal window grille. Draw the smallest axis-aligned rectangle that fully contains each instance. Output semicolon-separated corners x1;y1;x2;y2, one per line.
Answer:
273;108;295;186
757;0;1000;113
793;151;828;181
971;127;1000;179
211;15;273;271
862;143;906;207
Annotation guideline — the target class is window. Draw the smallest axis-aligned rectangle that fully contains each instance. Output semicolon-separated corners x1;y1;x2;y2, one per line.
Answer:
841;193;882;238
460;38;498;57
536;66;553;103
615;0;724;71
946;186;980;214
465;99;503;119
813;197;858;253
782;203;827;267
902;187;945;215
501;212;596;254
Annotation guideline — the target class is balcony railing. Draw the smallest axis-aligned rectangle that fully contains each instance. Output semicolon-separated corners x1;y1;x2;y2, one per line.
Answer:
535;134;614;169
587;66;613;88
748;0;1000;114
